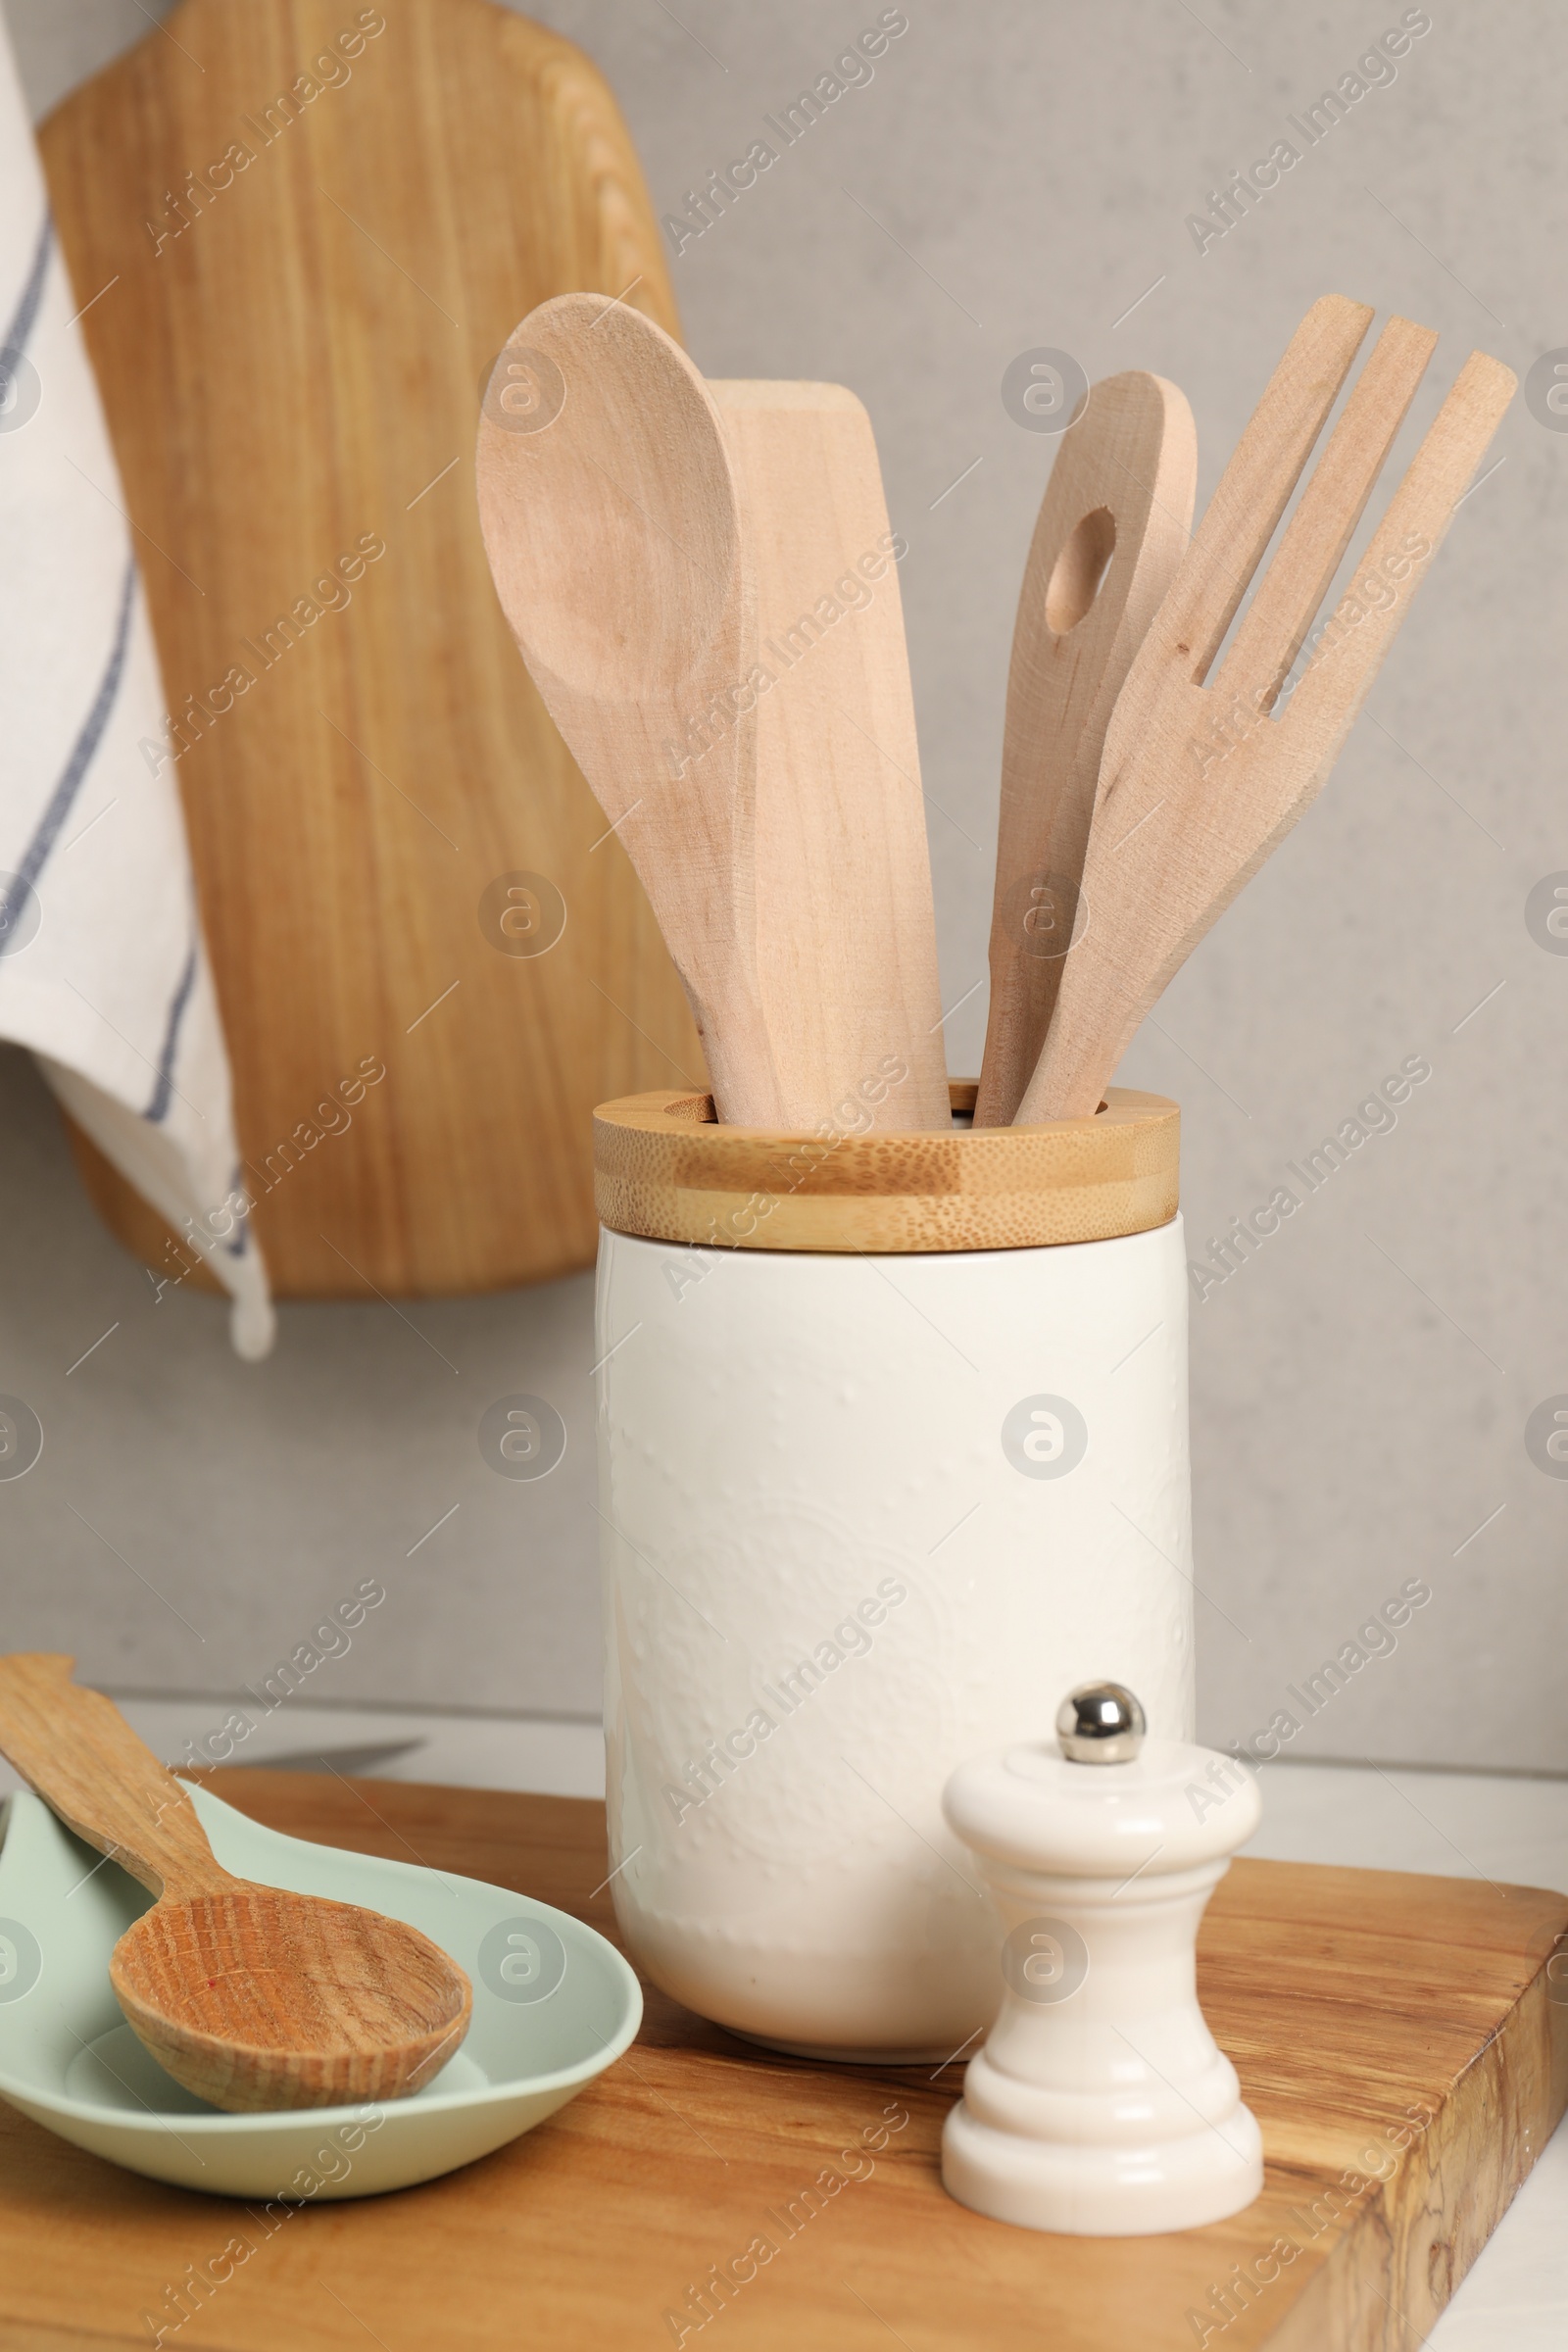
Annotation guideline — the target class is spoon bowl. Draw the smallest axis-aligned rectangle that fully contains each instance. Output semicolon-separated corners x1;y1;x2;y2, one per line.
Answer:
481;308;739;702
110;1882;470;2112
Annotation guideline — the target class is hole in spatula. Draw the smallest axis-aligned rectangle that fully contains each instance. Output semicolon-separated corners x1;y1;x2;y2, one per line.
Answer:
1046;507;1116;634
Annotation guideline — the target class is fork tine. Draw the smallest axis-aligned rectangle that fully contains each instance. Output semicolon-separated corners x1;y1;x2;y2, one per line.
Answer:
1154;294;1373;685
1280;349;1515;760
1215;315;1437;716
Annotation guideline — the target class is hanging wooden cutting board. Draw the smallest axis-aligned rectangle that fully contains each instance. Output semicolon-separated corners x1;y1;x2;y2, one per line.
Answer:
37;0;702;1298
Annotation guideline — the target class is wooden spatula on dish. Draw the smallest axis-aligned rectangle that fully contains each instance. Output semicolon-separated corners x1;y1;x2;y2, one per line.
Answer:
477;295;785;1128
0;1654;470;2113
1016;297;1515;1123
973;372;1197;1127
712;381;951;1132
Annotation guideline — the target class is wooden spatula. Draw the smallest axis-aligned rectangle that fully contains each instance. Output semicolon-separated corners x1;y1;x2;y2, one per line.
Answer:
973;373;1197;1127
0;1655;470;2113
1016;298;1516;1123
711;381;951;1131
477;295;785;1128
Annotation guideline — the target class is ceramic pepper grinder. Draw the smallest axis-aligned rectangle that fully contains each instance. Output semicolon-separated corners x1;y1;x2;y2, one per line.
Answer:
940;1681;1263;2234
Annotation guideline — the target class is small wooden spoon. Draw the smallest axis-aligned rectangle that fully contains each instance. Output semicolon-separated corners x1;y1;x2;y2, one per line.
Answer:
973;373;1196;1127
711;379;951;1131
477;295;785;1128
0;1655;470;2113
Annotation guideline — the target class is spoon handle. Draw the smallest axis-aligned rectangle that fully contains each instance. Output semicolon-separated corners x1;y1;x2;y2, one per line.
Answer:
0;1653;229;1899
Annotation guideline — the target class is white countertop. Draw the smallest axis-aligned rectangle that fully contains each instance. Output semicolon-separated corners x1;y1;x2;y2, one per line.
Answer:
4;1702;1563;2345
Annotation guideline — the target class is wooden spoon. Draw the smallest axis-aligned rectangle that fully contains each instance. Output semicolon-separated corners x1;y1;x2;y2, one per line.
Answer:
0;1655;470;2113
1016;299;1515;1122
711;380;951;1131
973;372;1197;1127
476;294;785;1128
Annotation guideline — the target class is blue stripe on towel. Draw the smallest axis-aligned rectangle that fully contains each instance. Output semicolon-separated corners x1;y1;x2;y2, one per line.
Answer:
225;1159;249;1256
2;212;52;363
144;940;198;1123
0;559;135;940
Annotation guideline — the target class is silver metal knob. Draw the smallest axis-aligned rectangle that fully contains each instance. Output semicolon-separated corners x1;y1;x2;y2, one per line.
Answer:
1055;1681;1146;1764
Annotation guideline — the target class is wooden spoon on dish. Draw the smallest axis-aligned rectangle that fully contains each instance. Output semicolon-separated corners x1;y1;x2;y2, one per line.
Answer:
0;1654;470;2113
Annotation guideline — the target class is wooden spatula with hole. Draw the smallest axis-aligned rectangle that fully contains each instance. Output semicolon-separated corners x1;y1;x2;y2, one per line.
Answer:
0;1655;471;2113
1016;297;1515;1123
973;372;1197;1127
477;295;786;1128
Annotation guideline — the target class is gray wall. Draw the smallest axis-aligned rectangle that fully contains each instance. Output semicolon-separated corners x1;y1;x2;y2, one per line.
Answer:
5;0;1564;1770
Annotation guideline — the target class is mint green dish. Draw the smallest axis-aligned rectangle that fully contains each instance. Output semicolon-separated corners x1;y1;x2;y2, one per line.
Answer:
0;1783;640;2199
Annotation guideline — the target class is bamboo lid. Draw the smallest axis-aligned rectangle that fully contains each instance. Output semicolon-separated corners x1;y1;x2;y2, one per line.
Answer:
593;1083;1178;1253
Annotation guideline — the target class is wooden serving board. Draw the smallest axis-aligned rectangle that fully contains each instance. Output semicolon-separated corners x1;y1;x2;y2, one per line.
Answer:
39;0;703;1298
0;1771;1562;2352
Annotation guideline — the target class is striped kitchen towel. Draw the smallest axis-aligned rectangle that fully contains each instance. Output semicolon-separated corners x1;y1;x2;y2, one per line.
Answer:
0;21;272;1358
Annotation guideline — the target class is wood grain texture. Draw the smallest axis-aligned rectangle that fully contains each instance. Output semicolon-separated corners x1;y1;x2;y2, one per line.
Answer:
711;380;951;1130
1018;299;1516;1122
1;1768;1561;2352
476;296;783;1127
40;0;703;1297
974;372;1196;1128
594;1080;1179;1251
0;1656;228;1904
0;1661;469;2112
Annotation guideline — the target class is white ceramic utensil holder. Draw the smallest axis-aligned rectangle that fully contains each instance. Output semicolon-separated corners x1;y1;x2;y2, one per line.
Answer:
592;1083;1190;2060
940;1686;1263;2234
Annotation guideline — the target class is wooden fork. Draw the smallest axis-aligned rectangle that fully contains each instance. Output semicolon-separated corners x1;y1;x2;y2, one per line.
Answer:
1015;295;1515;1124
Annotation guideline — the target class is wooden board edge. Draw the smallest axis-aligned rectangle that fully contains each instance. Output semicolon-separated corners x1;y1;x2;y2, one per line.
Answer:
1259;1940;1568;2350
